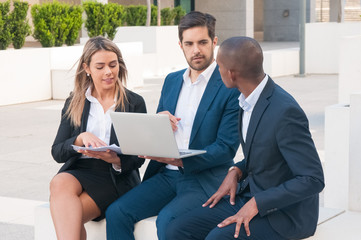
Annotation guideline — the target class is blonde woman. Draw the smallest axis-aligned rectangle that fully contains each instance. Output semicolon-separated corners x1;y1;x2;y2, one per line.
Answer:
50;36;146;240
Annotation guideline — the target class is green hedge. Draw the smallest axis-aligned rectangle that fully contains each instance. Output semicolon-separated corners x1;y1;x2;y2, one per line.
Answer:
0;1;12;50
83;1;125;40
173;5;186;25
104;3;125;40
10;0;31;49
125;5;147;26
83;1;106;38
31;1;82;47
161;7;175;25
66;5;83;46
1;2;186;49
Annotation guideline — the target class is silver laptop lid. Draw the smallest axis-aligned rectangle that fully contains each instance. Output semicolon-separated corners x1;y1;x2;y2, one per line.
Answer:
110;112;181;158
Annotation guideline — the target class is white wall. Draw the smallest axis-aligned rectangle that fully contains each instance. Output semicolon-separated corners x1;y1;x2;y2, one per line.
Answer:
348;93;361;212
263;48;299;78
323;104;350;210
114;26;187;78
338;35;361;104
0;41;144;105
0;48;51;106
305;22;361;74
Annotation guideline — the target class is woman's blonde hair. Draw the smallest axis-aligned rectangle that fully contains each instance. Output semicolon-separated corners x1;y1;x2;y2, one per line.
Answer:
65;36;128;127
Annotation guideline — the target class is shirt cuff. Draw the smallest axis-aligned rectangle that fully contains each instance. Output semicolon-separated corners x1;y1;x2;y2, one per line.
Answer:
112;163;122;173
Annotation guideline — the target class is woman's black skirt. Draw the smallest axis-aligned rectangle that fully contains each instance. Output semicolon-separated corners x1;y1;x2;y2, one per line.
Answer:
65;158;119;221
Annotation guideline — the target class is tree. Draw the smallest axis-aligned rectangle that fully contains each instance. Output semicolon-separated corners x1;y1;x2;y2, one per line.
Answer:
146;0;150;26
157;0;160;26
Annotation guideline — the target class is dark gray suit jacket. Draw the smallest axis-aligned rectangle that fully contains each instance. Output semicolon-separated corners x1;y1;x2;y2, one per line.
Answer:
235;78;325;239
51;88;147;196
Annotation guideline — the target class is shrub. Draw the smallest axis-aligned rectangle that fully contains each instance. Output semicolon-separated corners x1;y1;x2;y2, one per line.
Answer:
83;1;106;38
124;5;157;26
125;5;147;26
84;1;125;40
161;7;175;25
10;0;31;49
104;3;125;40
32;1;82;47
31;3;55;47
0;1;12;50
53;2;70;47
65;5;83;46
150;4;157;26
173;5;186;25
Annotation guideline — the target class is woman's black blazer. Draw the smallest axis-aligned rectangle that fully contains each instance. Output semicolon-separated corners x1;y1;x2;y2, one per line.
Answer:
51;88;147;196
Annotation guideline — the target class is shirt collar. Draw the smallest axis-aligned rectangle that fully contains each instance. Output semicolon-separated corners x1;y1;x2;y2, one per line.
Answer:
182;60;217;86
85;86;98;103
85;86;117;104
238;74;269;112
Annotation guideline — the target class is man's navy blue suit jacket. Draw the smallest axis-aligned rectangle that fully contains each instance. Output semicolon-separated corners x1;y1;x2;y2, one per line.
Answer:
143;66;241;197
236;78;325;239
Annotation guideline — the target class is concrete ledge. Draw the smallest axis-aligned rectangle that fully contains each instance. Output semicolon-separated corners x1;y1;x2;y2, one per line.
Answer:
35;203;340;240
305;210;361;240
304;207;345;239
263;48;299;77
34;203;157;240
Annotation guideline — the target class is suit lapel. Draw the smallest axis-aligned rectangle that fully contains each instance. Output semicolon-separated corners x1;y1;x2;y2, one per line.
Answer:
239;108;245;148
80;99;90;132
189;67;222;144
243;79;275;159
167;75;184;115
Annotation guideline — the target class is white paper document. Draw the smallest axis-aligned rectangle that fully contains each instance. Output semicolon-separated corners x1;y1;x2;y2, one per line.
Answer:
72;144;122;154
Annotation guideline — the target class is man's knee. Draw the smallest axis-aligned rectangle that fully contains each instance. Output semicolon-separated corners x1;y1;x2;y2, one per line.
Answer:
106;200;127;222
205;227;226;240
165;218;184;240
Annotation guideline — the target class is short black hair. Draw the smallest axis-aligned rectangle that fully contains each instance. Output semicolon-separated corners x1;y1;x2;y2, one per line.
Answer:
178;11;216;42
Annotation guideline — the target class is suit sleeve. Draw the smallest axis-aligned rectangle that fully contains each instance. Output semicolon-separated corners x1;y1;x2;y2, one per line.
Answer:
182;88;241;174
117;94;147;172
51;98;81;163
254;105;325;217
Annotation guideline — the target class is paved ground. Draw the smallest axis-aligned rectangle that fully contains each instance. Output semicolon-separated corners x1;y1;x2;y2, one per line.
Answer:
0;73;339;239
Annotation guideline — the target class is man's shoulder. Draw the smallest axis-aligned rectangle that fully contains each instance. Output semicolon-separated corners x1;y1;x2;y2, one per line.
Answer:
165;68;187;79
265;82;305;119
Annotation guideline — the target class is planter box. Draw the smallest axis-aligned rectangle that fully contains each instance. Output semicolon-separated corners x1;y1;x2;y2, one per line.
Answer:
113;26;187;77
0;48;51;106
0;41;144;105
306;22;361;74
338;35;361;104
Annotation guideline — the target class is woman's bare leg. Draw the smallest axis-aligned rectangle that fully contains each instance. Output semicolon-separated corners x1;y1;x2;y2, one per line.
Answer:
50;173;101;240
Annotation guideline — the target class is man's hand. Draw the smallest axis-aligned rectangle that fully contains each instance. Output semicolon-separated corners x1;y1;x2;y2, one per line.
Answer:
158;111;181;131
203;166;241;208
139;155;183;167
217;197;259;238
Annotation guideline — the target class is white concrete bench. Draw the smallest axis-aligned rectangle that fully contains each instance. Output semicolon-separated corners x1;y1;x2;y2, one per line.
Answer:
35;204;342;240
34;203;157;240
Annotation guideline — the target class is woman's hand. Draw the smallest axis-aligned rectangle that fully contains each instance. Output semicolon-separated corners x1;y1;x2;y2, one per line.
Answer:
78;149;121;165
74;132;107;148
74;132;120;164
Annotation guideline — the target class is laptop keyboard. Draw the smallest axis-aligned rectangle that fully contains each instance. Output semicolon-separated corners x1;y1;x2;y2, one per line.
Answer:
179;151;192;156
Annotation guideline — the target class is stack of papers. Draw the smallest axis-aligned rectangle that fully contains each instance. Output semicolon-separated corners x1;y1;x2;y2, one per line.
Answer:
72;144;122;154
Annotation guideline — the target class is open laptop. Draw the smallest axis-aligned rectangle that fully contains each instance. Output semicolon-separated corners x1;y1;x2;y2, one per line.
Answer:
110;112;206;158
